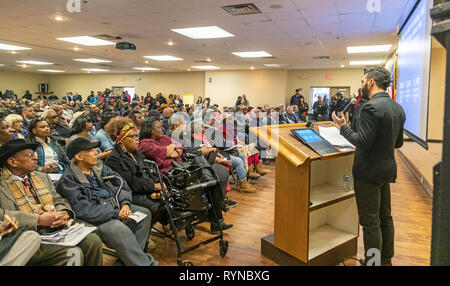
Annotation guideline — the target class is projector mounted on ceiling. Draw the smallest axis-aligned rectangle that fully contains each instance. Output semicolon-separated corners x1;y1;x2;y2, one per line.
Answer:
116;42;136;51
94;34;136;51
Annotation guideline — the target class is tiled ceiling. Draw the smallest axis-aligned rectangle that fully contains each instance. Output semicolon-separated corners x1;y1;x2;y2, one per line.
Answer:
0;0;416;74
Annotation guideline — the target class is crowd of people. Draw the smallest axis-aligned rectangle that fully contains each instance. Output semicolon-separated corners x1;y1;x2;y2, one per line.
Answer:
0;87;361;266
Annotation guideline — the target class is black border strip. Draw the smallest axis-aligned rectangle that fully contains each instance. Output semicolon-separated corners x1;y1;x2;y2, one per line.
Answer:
399;0;422;35
405;129;429;150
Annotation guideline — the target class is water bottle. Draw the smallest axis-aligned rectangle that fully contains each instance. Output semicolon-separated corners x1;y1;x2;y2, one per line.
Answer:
343;172;354;192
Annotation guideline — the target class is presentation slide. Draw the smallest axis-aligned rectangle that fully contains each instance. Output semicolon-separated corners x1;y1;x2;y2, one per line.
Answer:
397;0;433;146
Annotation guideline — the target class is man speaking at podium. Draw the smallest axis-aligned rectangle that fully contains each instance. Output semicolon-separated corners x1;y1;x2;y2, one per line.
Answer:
332;67;406;266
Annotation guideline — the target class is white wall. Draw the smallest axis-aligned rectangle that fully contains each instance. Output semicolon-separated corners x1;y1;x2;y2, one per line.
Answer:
204;70;288;108
0;71;49;97
48;72;205;101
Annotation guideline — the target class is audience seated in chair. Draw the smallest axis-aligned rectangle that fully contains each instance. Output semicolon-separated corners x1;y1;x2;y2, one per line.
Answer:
138;118;233;234
4;114;26;140
0;119;14;146
69;116;111;160
42;109;71;147
26;117;68;174
56;138;158;266
104;117;167;231
0;139;103;266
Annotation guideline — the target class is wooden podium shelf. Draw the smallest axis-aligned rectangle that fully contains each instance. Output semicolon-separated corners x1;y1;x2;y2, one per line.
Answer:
251;123;359;266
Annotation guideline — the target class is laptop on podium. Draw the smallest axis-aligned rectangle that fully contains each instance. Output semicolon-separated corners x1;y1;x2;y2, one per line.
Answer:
290;128;339;156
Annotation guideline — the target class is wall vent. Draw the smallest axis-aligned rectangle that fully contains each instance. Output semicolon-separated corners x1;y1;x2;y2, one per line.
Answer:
222;3;262;16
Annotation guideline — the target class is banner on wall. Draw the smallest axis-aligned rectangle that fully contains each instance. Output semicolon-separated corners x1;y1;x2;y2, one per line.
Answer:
183;94;194;105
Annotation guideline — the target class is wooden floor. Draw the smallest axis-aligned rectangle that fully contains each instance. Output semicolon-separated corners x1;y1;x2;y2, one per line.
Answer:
104;152;432;266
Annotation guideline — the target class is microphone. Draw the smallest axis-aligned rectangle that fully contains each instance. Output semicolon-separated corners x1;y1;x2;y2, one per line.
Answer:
342;98;357;114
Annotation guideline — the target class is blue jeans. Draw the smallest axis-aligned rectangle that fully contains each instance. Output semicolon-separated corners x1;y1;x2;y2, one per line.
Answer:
230;155;246;181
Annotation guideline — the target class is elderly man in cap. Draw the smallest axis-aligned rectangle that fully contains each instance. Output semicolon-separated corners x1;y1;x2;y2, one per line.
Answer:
57;138;158;266
0;139;103;266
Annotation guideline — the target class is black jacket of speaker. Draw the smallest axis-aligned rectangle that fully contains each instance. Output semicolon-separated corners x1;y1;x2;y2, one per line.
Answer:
340;92;406;185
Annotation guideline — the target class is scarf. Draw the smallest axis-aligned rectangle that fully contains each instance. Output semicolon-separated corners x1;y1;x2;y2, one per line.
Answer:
1;168;55;214
115;123;135;145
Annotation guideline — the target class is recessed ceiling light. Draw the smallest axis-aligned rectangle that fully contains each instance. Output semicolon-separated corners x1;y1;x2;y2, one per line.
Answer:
38;69;65;73
73;47;80;51
0;43;31;51
20;64;28;68
340;64;345;68
349;60;383;66
206;58;211;62
74;58;112;63
81;68;110;72
171;26;234;39
54;16;64;21
232;51;272;58
250;66;255;70
17;60;53;65
187;69;191;71
168;41;174;46
347;44;392;54
143;55;183;61
57;36;116;46
191;65;220;70
264;64;281;67
133;67;160;71
145;61;149;64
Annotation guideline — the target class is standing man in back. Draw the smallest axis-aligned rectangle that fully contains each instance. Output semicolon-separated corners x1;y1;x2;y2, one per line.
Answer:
332;67;406;266
290;88;305;110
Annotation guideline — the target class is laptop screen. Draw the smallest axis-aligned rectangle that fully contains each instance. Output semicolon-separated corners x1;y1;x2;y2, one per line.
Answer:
292;129;323;143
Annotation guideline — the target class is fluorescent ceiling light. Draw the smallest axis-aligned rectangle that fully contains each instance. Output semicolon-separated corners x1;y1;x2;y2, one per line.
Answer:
171;26;234;39
232;51;272;58
38;69;65;73
0;64;4;66
264;64;281;67
17;60;53;65
143;55;183;61
133;67;160;71
191;65;220;70
81;68;109;72
347;44;392;54
0;43;31;51
349;60;383;66
74;58;112;63
57;36;116;46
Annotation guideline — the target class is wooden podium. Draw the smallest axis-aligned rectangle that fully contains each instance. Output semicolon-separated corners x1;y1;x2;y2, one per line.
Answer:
251;122;359;266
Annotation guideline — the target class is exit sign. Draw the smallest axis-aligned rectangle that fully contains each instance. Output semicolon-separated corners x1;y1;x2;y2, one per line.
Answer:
326;74;333;80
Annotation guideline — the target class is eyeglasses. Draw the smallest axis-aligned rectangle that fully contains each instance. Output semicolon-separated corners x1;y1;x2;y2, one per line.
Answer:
12;151;37;159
